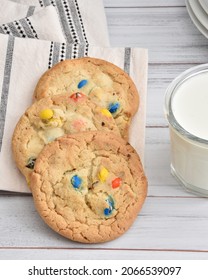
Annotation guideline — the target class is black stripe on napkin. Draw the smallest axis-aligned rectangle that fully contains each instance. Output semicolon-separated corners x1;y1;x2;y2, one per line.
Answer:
65;43;73;60
69;0;86;44
26;6;36;17
38;0;88;45
22;18;39;39
43;0;51;5
124;47;131;75
78;44;86;58
55;0;74;43
0;19;38;39
7;23;20;37
0;36;15;152
48;42;88;69
0;23;24;38
0;26;4;34
49;0;56;7
38;0;44;7
52;42;61;66
48;42;54;69
0;25;9;35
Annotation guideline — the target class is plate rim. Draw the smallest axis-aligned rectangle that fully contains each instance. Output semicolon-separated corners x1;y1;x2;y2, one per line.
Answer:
189;0;208;29
199;0;208;15
186;0;208;39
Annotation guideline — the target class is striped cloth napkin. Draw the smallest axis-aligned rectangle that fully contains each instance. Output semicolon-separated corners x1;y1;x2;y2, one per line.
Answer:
0;0;110;45
0;0;148;193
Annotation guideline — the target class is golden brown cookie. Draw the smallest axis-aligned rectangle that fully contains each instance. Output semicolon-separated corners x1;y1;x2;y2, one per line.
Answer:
12;94;120;183
34;57;139;139
30;131;147;243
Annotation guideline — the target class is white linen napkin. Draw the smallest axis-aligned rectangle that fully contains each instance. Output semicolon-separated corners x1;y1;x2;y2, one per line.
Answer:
0;34;148;193
1;0;110;46
9;0;38;4
9;0;38;3
0;0;43;24
0;6;66;42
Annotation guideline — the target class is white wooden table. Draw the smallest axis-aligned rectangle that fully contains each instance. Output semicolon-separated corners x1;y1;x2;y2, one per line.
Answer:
1;0;208;260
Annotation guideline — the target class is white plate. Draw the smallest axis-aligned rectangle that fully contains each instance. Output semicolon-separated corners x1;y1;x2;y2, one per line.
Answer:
199;0;208;14
186;0;208;39
189;0;208;29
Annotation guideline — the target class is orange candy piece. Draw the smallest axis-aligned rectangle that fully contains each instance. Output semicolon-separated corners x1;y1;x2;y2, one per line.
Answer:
70;92;85;101
112;177;122;189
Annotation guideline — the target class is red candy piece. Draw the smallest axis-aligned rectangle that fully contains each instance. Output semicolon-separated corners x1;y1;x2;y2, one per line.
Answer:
70;92;85;101
112;177;122;189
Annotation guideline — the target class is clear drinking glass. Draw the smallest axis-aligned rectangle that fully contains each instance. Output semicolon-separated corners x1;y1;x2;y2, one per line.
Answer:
164;64;208;196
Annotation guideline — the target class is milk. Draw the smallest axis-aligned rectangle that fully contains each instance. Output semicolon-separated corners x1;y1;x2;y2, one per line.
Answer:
172;72;208;140
165;66;208;196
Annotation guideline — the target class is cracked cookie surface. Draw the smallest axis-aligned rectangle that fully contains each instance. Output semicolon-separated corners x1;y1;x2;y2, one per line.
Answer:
30;131;147;243
12;94;120;183
34;57;139;139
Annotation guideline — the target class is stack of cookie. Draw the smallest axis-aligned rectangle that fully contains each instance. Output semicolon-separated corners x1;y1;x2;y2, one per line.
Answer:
12;57;147;243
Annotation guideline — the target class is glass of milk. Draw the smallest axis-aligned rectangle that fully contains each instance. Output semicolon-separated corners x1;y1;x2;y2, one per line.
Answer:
165;64;208;196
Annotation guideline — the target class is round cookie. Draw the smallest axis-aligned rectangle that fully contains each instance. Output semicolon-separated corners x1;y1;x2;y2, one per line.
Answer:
34;57;139;139
12;94;120;183
30;131;147;243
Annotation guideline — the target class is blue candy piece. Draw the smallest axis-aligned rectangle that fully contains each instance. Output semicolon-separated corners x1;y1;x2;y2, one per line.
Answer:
104;208;111;216
77;79;88;89
107;196;115;208
104;196;115;216
71;175;82;189
108;102;120;114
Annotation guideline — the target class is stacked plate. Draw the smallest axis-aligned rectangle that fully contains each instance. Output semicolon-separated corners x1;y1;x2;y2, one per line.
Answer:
186;0;208;38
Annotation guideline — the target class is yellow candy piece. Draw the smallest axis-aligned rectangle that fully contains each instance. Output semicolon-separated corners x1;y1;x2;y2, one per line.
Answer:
101;108;112;117
98;167;109;182
39;109;54;120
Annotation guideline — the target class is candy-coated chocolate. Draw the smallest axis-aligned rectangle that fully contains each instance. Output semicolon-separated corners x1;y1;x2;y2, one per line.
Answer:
100;108;112;117
104;208;111;216
104;196;115;216
112;177;122;189
70;92;85;101
71;175;82;189
39;109;54;120
108;102;120;114
77;79;88;89
98;167;109;182
107;196;115;208
26;157;36;169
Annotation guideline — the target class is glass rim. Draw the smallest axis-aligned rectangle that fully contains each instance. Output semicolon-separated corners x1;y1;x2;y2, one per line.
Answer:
164;63;208;145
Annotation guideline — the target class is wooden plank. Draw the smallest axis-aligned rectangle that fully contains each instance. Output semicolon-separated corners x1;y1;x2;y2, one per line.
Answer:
1;248;208;260
1;195;208;250
105;7;208;63
145;127;184;194
104;0;185;8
